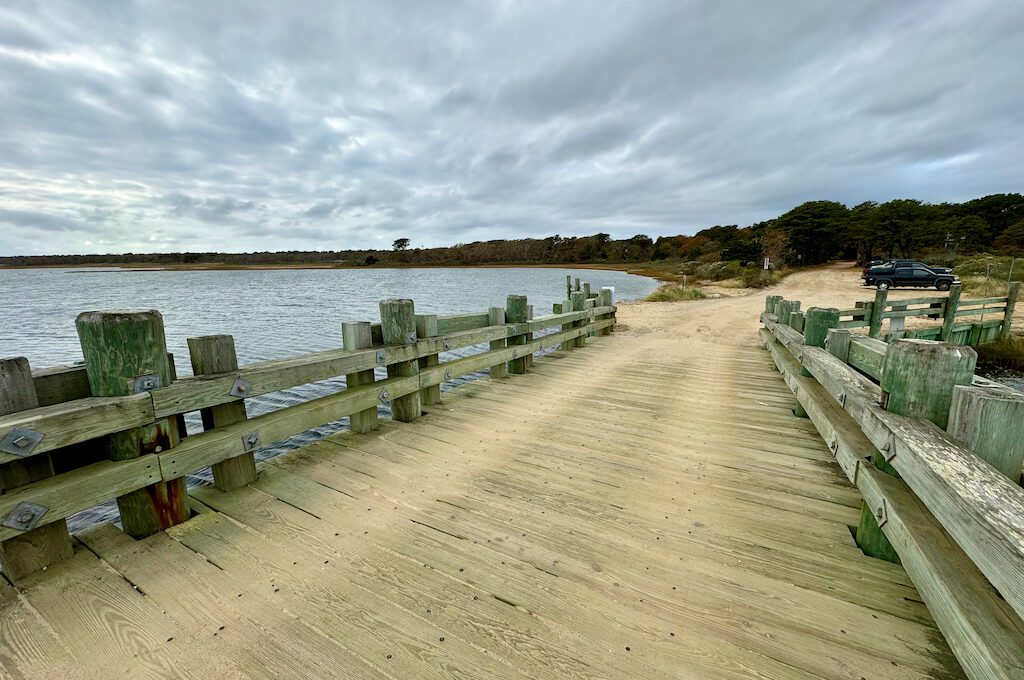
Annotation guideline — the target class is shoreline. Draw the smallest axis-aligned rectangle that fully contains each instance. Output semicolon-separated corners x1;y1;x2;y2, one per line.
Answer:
0;261;682;282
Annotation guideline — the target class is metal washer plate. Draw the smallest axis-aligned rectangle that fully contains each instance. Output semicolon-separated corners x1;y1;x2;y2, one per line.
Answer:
0;427;44;457
132;374;162;394
2;501;48;531
230;378;252;398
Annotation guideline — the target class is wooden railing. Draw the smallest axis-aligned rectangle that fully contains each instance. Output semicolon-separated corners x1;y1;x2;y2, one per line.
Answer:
768;281;1020;346
760;295;1024;680
0;278;616;581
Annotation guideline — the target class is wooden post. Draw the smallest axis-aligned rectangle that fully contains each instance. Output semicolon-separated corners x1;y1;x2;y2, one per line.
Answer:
789;311;805;333
415;314;441;405
570;290;586;348
856;339;977;561
825;328;852;364
574;277;581;292
506;295;529;374
342;322;379;433
566;274;572;299
76;310;187;538
599;287;614;336
889;303;906;337
793;307;839;418
1000;282;1019;341
557;300;574;351
765;295;782;315
0;358;73;580
948;386;1024;482
379;300;421;422
940;284;961;341
582;282;591;300
868;288;887;339
525;305;534;368
778;300;799;326
488;307;507;379
187;335;258;491
968;323;983;348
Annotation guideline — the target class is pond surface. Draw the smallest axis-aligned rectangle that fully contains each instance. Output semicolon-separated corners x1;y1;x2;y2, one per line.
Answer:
0;266;658;529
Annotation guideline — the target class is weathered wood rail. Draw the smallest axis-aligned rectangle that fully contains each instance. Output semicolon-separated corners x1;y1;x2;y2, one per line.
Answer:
761;292;1024;680
776;281;1020;345
0;279;615;580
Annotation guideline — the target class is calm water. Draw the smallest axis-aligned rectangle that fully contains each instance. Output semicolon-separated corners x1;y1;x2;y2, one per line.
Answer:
0;266;657;530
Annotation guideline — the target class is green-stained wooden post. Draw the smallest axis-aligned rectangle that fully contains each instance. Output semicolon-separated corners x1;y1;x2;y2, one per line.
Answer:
76;310;187;538
778;300;799;326
506;295;529;374
868;288;887;339
1000;281;1020;341
488;307;507;379
0;357;73;580
765;295;782;316
415;314;441;405
856;339;978;562
379;299;421;422
566;274;572;299
342;321;379;433
968;323;983;348
826;328;852;364
525;304;535;368
582;282;591;300
948;386;1024;483
187;335;258;491
571;290;586;348
940;284;961;341
789;310;805;333
793;307;839;418
574;277;581;292
771;298;784;318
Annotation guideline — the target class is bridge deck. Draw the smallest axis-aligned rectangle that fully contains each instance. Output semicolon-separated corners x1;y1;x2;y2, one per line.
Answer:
1;302;964;679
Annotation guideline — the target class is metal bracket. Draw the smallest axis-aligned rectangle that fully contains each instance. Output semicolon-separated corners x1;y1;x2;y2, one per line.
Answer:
881;435;897;464
375;349;387;366
378;389;390;403
828;436;839;454
838;393;847;408
444;369;452;381
241;431;261;452
230;378;252;398
875;498;889;528
405;330;417;345
2;501;48;531
131;374;161;394
0;427;44;457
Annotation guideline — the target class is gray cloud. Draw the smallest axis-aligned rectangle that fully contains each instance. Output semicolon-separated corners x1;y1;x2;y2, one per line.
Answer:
0;0;1022;255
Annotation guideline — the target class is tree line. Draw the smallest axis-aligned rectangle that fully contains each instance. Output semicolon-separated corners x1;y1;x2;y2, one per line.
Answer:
3;193;1022;269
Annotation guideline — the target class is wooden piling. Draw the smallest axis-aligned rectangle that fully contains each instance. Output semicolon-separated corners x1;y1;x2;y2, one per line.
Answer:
75;310;187;538
856;339;978;561
778;300;799;326
1000;282;1019;341
599;287;614;336
525;304;534;368
342;321;379;433
488;307;507;379
940;284;961;341
415;314;442;405
379;300;421;422
793;307;839;418
556;300;574;351
765;295;782;315
868;288;887;339
948;386;1024;482
506;295;529;374
789;311;805;333
187;335;258;491
571;291;586;348
0;358;73;580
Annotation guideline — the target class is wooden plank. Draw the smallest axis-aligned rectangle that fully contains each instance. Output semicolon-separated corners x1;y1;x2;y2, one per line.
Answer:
415;313;442;405
488;307;507;378
436;312;490;334
883;307;954;319
0;456;161;542
948;386;1024;482
0;393;153;464
958;296;1009;306
31;364;91;406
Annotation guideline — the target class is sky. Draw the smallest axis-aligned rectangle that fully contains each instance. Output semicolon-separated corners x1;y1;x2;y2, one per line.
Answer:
1;0;1023;255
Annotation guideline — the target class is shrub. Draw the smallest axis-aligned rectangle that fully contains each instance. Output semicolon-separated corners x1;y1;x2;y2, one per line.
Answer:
645;284;707;302
976;337;1024;372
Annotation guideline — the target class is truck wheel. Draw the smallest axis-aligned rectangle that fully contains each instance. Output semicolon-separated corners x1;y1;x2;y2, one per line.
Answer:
877;281;891;290
936;280;951;291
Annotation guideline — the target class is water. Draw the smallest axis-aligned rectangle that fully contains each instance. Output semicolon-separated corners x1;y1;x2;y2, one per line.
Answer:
0;266;657;530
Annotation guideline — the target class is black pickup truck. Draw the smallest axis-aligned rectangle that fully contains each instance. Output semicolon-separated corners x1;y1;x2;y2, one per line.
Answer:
863;259;953;285
866;263;959;291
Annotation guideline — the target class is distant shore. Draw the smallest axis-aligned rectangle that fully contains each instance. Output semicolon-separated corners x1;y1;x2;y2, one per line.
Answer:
0;261;681;282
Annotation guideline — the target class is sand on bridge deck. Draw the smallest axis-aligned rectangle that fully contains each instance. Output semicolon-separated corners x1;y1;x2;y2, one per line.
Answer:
0;264;965;679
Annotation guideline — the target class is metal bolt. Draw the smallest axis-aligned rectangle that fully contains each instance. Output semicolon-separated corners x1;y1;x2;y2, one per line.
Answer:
247;434;258;446
876;507;884;519
18;511;31;524
444;369;452;380
237;385;247;393
12;436;30;449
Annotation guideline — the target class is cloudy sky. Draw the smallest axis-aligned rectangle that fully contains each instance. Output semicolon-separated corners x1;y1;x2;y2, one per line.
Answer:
1;1;1022;255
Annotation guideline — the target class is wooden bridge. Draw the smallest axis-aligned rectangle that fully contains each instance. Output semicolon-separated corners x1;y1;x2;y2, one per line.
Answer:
0;271;1021;679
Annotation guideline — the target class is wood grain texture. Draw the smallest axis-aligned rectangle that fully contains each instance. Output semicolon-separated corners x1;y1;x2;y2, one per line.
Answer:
379;299;421;422
342;321;379;434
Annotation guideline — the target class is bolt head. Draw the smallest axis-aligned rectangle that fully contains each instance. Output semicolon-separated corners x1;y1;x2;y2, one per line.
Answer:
12;436;29;448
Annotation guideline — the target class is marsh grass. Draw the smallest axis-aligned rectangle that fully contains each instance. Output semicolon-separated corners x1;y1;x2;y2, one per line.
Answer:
976;336;1024;372
645;284;707;302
